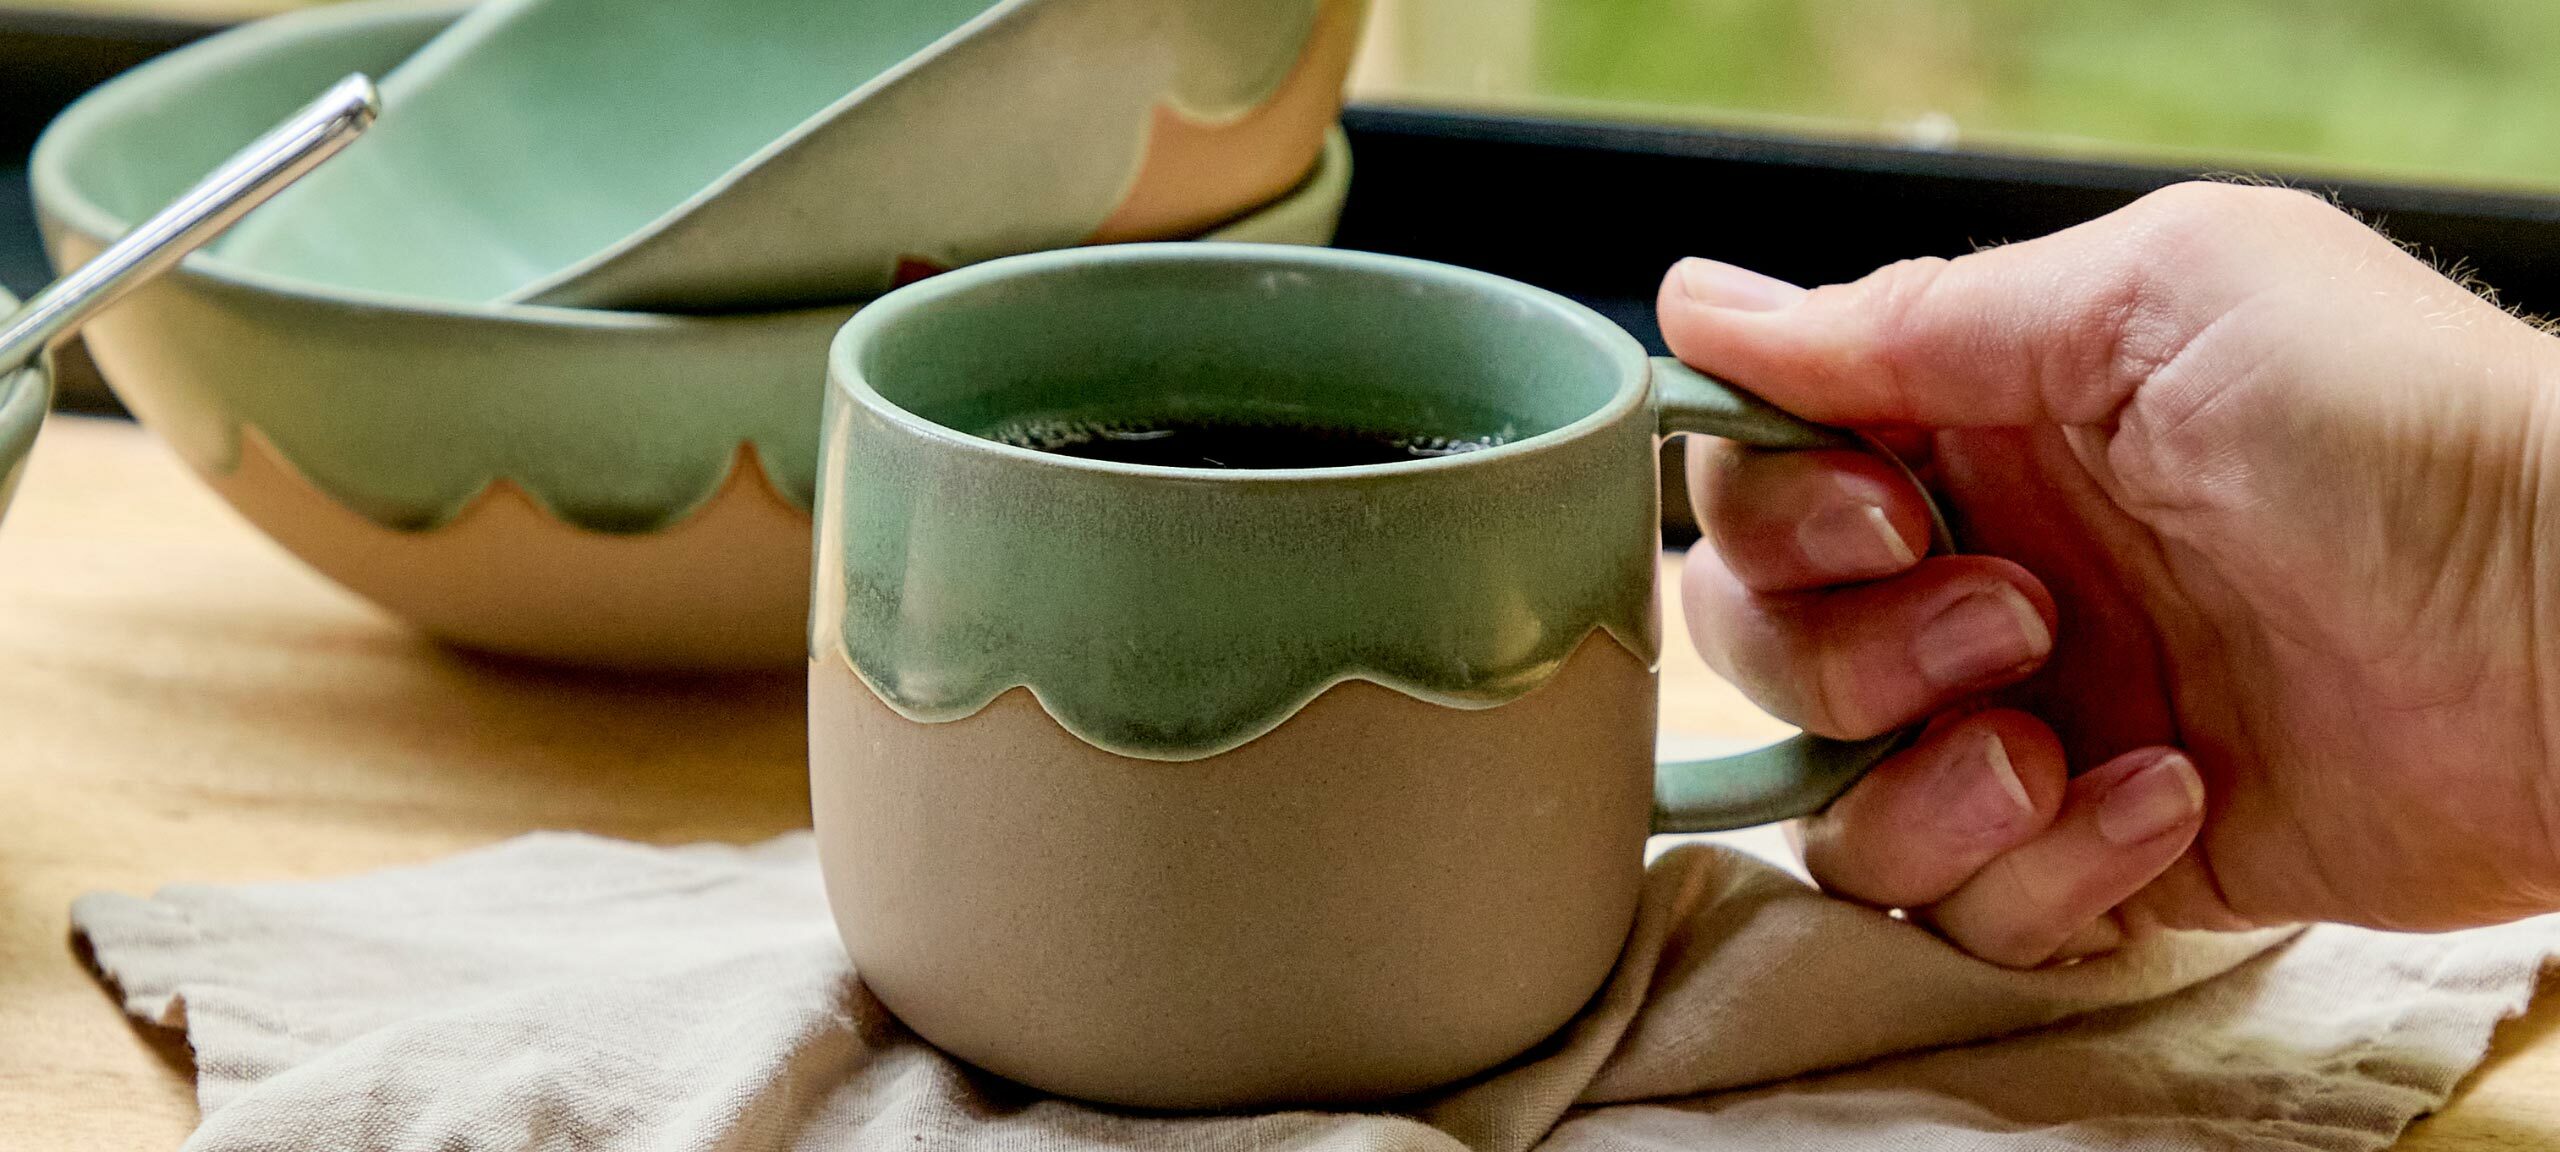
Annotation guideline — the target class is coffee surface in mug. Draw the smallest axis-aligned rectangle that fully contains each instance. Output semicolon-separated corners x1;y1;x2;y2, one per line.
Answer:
981;416;1509;469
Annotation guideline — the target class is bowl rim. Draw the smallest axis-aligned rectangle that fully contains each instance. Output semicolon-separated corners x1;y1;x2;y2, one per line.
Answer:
512;0;1333;306
514;0;1051;304
30;0;1349;329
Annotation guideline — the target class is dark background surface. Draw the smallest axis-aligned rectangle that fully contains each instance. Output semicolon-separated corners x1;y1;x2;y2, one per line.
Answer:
0;10;212;296
0;10;214;413
1329;105;2560;351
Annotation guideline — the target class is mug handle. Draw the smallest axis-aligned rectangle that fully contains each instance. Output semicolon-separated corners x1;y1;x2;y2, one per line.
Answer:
1648;356;1959;832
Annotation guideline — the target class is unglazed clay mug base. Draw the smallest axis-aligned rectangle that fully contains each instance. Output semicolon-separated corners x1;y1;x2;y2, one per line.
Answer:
811;244;1951;1109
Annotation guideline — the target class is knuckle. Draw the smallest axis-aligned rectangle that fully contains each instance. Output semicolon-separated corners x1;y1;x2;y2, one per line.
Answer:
1685;556;1869;735
2119;182;2357;301
2133;180;2339;242
1939;910;2051;969
1843;256;1959;419
1794;822;1869;896
1682;434;1746;520
1802;827;1936;912
1703;597;1858;738
2055;182;2337;419
1953;859;2074;966
1803;637;1879;739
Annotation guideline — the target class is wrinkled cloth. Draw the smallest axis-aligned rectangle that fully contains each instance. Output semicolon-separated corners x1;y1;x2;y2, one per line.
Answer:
72;830;2560;1151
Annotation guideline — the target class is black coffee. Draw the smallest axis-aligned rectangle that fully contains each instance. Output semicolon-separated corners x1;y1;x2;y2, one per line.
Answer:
983;417;1508;469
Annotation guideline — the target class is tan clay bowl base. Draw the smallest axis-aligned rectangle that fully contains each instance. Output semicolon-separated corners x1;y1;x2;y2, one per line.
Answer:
1088;0;1362;244
210;428;811;669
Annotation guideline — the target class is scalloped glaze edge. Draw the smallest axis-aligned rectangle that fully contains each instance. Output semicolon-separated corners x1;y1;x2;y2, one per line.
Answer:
206;424;812;667
199;415;812;534
140;133;1343;534
503;0;1353;309
211;422;811;537
823;618;1657;763
1086;0;1361;243
881;1;1357;286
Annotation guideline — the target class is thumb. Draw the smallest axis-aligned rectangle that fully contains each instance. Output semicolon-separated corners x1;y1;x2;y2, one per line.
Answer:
1654;183;2335;430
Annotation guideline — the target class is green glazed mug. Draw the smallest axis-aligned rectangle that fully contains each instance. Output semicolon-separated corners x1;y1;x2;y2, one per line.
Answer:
809;243;1950;1110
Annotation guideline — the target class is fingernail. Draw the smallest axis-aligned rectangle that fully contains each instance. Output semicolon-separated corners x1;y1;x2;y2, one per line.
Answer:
1797;500;1916;579
1914;585;2052;689
2097;752;2205;845
1945;732;2034;833
1674;257;1808;312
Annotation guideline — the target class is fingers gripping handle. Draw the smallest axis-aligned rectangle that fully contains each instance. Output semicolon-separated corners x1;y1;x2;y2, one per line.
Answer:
1649;356;1958;833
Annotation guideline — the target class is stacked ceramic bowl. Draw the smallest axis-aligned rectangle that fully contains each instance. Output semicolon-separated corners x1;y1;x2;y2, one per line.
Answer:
33;0;1362;668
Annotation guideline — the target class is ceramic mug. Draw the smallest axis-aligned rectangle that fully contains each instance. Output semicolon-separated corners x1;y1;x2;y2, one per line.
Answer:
808;244;1951;1110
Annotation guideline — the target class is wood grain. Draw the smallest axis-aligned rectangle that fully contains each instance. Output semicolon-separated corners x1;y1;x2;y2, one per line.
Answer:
0;417;2548;1150
0;419;812;1149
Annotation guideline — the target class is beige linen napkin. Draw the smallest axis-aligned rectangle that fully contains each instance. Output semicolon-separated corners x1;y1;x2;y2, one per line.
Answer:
73;830;2559;1152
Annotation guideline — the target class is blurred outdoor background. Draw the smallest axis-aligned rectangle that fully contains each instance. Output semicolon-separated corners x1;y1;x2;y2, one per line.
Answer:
1350;0;2560;194
4;0;2556;193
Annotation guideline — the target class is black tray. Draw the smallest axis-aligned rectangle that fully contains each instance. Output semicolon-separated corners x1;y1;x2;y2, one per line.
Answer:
1334;104;2560;350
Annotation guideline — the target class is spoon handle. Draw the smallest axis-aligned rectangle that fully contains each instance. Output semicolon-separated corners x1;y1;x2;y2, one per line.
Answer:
0;73;378;373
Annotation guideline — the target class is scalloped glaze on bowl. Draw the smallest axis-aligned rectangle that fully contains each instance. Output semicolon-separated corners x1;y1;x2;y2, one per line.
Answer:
33;0;1350;669
212;0;1365;312
219;429;816;667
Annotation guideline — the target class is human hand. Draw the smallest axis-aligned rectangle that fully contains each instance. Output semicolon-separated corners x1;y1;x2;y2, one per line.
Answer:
1663;182;2560;966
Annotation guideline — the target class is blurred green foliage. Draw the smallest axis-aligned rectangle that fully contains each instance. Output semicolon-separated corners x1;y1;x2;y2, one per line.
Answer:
1376;0;2560;191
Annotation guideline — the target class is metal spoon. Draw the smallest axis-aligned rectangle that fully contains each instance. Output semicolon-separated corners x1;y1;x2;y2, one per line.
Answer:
0;73;379;375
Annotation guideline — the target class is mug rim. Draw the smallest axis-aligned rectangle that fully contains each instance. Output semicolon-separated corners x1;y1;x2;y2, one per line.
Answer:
826;242;1653;484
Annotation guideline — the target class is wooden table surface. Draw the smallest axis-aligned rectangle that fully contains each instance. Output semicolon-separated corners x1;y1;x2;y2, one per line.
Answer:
0;416;2552;1150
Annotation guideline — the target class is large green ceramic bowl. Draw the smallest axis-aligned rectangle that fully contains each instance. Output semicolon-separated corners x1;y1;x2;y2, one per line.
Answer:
215;0;1364;312
31;0;1349;670
0;293;50;525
